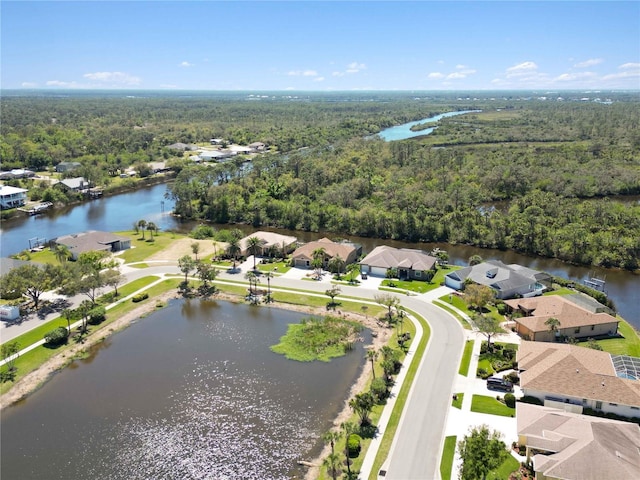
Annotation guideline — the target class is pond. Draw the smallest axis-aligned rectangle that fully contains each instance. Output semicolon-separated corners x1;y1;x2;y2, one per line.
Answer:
375;109;481;141
0;299;370;480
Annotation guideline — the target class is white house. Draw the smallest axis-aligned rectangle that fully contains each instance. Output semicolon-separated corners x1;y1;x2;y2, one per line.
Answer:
0;185;28;209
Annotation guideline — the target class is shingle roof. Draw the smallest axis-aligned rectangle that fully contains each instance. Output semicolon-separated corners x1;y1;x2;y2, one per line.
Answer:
359;246;436;271
292;238;357;262
517;403;640;480
239;231;297;253
505;296;618;333
518;341;640;407
55;230;129;256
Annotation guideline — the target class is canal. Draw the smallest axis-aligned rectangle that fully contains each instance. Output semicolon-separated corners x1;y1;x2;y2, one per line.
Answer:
1;182;638;329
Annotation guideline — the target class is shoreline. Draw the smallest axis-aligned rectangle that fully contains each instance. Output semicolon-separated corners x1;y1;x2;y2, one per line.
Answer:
0;288;391;479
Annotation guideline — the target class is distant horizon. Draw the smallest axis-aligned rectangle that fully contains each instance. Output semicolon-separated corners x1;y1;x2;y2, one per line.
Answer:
2;1;638;91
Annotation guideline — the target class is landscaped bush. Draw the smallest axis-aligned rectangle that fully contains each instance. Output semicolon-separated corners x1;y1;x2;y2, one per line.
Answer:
518;396;544;406
496;302;507;315
347;434;362;457
504;371;520;385
44;326;69;346
504;393;516;408
88;306;106;325
190;224;216;239
132;292;149;303
370;377;388;402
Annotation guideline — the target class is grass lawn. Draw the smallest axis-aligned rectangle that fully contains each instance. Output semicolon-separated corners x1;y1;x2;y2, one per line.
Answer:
544;287;575;296
487;453;520;480
116;231;185;264
593;319;640;356
433;300;472;329
440;435;457;480
257;261;291;274
458;340;474;376
452;393;464;409
470;395;515;417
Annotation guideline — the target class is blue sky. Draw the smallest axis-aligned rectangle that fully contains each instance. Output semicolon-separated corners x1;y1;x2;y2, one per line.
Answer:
2;1;639;90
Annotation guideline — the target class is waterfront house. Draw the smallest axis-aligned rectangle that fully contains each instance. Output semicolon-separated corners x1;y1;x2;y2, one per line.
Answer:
239;231;297;258
291;238;360;269
0;185;28;209
0;169;35;180
53;230;131;260
444;260;551;299
359;246;437;280
517;341;640;417
517;403;640;480
505;295;619;342
55;177;90;193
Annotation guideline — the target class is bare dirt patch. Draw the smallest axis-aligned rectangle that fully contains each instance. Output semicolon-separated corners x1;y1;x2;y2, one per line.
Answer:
147;238;226;262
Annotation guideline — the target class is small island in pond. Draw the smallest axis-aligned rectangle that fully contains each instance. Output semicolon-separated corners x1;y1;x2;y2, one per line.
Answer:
271;316;364;362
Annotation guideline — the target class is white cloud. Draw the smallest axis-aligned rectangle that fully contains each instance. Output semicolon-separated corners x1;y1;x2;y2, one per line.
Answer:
574;58;603;68
303;70;318;77
21;82;38;88
506;61;538;77
346;62;366;73
332;71;344;77
46;80;80;87
313;76;325;82
287;69;319;77
427;72;444;79
180;61;195;68
446;72;467;79
83;71;142;85
555;71;597;81
619;62;640;70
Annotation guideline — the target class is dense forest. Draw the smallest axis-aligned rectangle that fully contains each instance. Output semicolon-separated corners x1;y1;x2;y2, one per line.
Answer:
1;91;639;269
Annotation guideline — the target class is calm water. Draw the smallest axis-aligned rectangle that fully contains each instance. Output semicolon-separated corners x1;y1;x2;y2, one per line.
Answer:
0;300;369;480
376;110;481;141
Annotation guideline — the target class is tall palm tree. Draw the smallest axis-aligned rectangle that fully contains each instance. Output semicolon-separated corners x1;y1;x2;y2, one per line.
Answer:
137;219;147;239
263;271;274;303
147;221;157;240
322;452;341;480
322;429;343;457
227;238;241;269
245;270;258;295
366;348;378;379
53;244;71;264
247;236;262;271
312;247;326;278
545;317;561;340
341;421;356;476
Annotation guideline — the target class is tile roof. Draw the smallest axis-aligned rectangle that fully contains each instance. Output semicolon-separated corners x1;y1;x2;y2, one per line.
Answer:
359;246;436;271
292;238;357;262
517;403;640;480
518;341;640;407
505;295;618;333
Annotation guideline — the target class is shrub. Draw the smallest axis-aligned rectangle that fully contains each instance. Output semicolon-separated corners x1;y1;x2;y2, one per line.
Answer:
504;371;520;385
496;303;507;315
132;292;149;303
88;306;106;325
504;393;516;408
518;396;544;406
190;224;216;239
44;326;69;346
347;434;362;457
370;377;388;402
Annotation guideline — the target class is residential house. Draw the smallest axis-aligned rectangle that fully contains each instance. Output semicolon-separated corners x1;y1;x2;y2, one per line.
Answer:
0;169;35;180
198;150;234;162
239;231;297;258
359;246;437;280
228;145;252;155
0;185;28;209
248;142;266;152
55;161;81;173
505;295;619;342
0;257;31;277
444;260;551;299
53;230;131;260
517;341;640;418
517;403;640;480
166;143;198;152
291;238;360;269
55;177;90;193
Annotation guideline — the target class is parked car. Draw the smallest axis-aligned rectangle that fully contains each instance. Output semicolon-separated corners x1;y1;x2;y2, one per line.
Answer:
486;376;514;392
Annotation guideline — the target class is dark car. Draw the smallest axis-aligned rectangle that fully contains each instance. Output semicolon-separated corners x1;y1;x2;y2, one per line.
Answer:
486;377;514;392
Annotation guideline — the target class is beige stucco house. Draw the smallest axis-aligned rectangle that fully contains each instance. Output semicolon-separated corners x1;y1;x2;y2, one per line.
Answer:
291;238;360;269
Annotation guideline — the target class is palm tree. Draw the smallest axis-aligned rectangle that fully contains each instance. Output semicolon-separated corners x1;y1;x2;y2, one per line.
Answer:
312;247;326;278
341;421;356;476
322;429;343;457
346;263;360;284
62;308;75;334
227;238;241;269
147;221;157;240
263;271;274;303
247;236;262;271
328;255;345;279
468;254;484;266
178;255;196;283
245;270;258;295
545;317;561;340
137;219;147;239
53;244;71;264
191;241;200;261
322;452;342;480
366;348;378;379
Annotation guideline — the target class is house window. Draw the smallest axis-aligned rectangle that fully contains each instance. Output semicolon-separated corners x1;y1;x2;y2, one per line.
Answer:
609;403;618;407
591;325;595;331
574;327;581;334
415;271;421;277
306;260;310;267
582;399;588;405
596;401;603;410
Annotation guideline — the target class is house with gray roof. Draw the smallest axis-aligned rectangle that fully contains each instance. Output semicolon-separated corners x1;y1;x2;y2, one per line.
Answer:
517;341;640;418
55;161;81;173
359;246;437;280
517;403;640;480
444;260;551;299
53;231;131;260
55;177;90;192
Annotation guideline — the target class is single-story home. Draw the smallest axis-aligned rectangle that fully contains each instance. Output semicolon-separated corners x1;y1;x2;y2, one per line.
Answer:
0;257;32;277
239;231;297;257
248;142;266;152
53;230;131;260
166;142;198;152
291;238;360;269
0;185;28;209
505;295;619;342
0;169;35;180
517;403;640;480
517;341;640;418
55;161;81;173
444;260;551;299
54;177;90;192
359;246;437;280
198;150;235;162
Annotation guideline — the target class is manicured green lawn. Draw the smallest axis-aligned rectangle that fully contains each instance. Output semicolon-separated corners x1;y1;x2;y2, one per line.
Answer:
257;261;291;274
593;319;640;356
544;287;574;296
433;300;472;329
440;435;457;480
470;395;515;417
458;340;474;376
116;231;184;263
452;393;464;409
487;453;520;480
